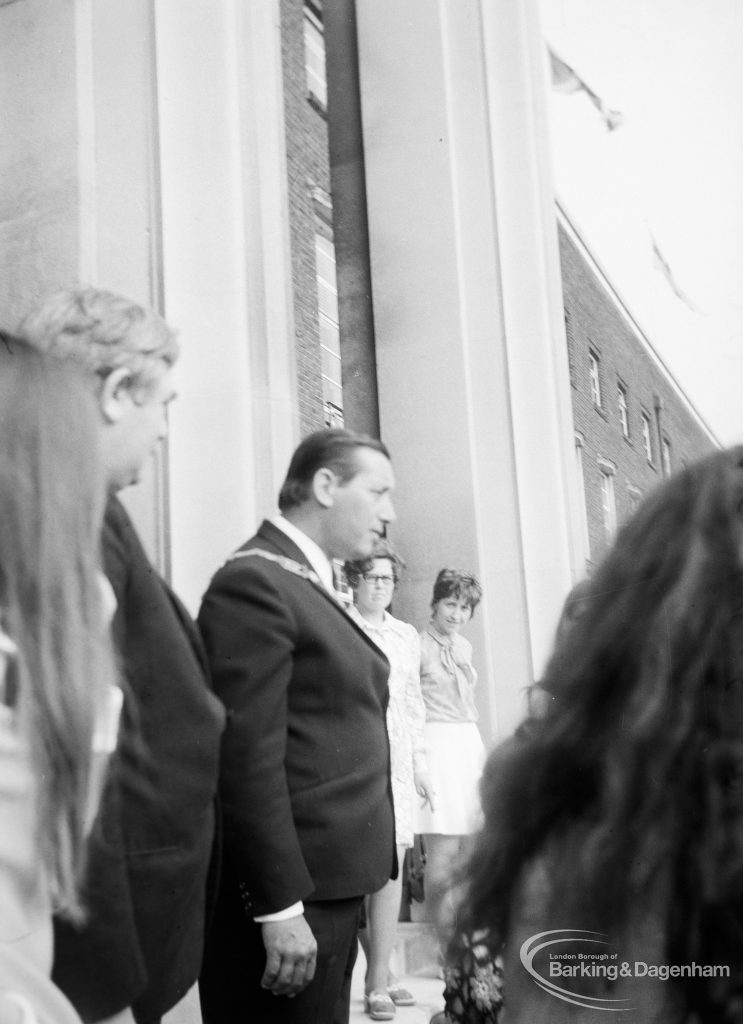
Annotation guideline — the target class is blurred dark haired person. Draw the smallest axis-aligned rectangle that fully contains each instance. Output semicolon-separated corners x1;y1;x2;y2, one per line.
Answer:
459;447;743;1022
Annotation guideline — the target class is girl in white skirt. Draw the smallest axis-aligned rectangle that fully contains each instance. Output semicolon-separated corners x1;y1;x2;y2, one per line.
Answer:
415;569;485;956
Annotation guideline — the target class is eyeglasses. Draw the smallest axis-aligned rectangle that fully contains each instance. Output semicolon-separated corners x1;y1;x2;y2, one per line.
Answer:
362;573;396;586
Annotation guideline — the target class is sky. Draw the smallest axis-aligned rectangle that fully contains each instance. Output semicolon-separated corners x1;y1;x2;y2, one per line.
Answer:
539;0;743;444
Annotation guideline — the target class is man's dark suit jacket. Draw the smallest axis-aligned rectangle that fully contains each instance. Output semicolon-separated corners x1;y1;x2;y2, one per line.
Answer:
52;495;225;1024
198;519;396;923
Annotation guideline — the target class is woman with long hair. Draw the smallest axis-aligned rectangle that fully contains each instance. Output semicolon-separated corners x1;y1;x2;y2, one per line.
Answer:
0;333;118;1023
458;447;743;1022
438;579;591;1024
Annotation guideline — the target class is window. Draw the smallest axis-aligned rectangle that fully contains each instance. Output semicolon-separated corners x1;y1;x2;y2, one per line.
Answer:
575;434;590;562
662;437;672;477
303;3;327;109
627;485;643;517
641;413;653;463
599;465;617;541
617;383;629;438
315;233;343;427
564;310;576;387
589;351;602;407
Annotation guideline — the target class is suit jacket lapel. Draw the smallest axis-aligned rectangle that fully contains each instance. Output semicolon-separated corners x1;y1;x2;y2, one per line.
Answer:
250;521;390;662
253;519;312;566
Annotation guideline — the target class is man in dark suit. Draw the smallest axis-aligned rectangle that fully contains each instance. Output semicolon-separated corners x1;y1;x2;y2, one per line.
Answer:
198;428;398;1024
22;288;225;1024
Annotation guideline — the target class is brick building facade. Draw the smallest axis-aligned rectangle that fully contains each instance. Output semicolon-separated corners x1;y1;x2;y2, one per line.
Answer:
2;0;688;741
560;212;717;568
279;0;717;576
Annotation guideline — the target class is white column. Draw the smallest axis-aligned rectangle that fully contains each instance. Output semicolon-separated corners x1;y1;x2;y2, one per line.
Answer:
154;0;299;612
75;0;169;565
356;0;583;741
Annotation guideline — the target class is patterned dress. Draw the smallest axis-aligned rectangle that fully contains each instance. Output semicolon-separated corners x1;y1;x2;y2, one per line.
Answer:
348;607;427;847
443;930;504;1023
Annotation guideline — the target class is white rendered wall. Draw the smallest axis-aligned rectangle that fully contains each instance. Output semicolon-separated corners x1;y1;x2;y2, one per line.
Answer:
154;0;299;612
356;0;583;742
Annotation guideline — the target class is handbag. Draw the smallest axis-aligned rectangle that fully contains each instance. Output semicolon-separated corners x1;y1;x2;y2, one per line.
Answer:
405;834;427;903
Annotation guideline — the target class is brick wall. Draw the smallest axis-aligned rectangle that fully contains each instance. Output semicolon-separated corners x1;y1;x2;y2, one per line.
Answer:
279;0;330;435
275;7;717;565
560;219;717;569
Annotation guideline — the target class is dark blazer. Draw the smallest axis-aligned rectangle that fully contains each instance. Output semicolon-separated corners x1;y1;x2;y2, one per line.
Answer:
198;519;396;918
52;495;225;1024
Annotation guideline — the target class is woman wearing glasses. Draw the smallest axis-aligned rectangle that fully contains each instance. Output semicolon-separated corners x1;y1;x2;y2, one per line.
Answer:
345;542;434;1021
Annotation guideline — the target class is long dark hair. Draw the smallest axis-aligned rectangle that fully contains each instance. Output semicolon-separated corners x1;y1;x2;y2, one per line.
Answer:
461;447;743;1016
0;333;117;920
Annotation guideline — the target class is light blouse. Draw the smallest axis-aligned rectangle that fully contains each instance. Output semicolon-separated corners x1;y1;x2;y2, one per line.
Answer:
419;626;479;724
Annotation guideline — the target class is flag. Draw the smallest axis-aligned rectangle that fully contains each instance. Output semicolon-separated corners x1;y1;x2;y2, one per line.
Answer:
648;229;699;313
549;48;625;132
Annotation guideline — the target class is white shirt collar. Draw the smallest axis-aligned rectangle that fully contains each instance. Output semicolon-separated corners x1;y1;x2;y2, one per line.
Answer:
271;515;335;594
349;605;387;631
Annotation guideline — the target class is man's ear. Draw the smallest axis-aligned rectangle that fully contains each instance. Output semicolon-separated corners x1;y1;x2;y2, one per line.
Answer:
100;367;135;424
312;467;339;509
